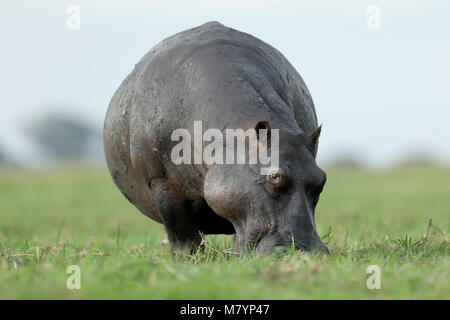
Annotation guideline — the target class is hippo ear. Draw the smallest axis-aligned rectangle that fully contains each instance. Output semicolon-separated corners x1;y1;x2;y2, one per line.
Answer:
309;124;322;156
255;121;271;141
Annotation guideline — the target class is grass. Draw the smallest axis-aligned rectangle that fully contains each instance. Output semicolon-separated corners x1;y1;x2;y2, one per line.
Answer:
0;164;448;299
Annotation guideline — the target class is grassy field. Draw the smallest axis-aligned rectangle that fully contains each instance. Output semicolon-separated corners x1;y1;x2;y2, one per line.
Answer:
0;164;448;299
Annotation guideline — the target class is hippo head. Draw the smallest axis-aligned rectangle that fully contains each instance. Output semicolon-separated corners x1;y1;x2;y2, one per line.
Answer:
204;121;328;255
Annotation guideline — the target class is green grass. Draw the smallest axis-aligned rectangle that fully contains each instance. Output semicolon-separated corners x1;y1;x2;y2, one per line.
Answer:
0;164;448;299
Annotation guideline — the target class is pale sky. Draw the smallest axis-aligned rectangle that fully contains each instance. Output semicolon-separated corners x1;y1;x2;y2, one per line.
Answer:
1;0;449;167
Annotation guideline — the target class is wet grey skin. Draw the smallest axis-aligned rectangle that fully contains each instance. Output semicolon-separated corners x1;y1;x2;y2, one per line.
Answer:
103;21;329;256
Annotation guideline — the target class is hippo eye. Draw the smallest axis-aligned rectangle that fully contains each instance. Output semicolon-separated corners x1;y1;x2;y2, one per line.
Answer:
266;168;287;188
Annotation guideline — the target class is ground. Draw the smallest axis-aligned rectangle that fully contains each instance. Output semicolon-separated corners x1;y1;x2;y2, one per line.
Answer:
0;164;448;299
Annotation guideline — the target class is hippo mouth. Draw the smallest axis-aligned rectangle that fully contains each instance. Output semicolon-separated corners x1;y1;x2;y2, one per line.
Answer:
254;232;329;254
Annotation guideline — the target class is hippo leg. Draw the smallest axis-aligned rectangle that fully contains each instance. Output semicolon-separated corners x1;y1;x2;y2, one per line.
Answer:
150;178;201;255
232;234;242;257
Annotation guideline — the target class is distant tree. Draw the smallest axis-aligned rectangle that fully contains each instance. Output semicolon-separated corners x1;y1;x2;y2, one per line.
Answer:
327;155;362;169
398;154;436;168
24;113;102;161
0;146;6;163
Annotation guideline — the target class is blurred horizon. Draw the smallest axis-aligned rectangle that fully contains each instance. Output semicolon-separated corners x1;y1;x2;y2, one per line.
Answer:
1;0;449;169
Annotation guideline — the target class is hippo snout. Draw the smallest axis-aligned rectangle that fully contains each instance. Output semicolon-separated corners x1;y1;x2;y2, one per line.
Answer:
255;231;329;255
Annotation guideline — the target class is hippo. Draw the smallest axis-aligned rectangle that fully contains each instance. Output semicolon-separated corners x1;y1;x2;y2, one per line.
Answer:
103;21;328;255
